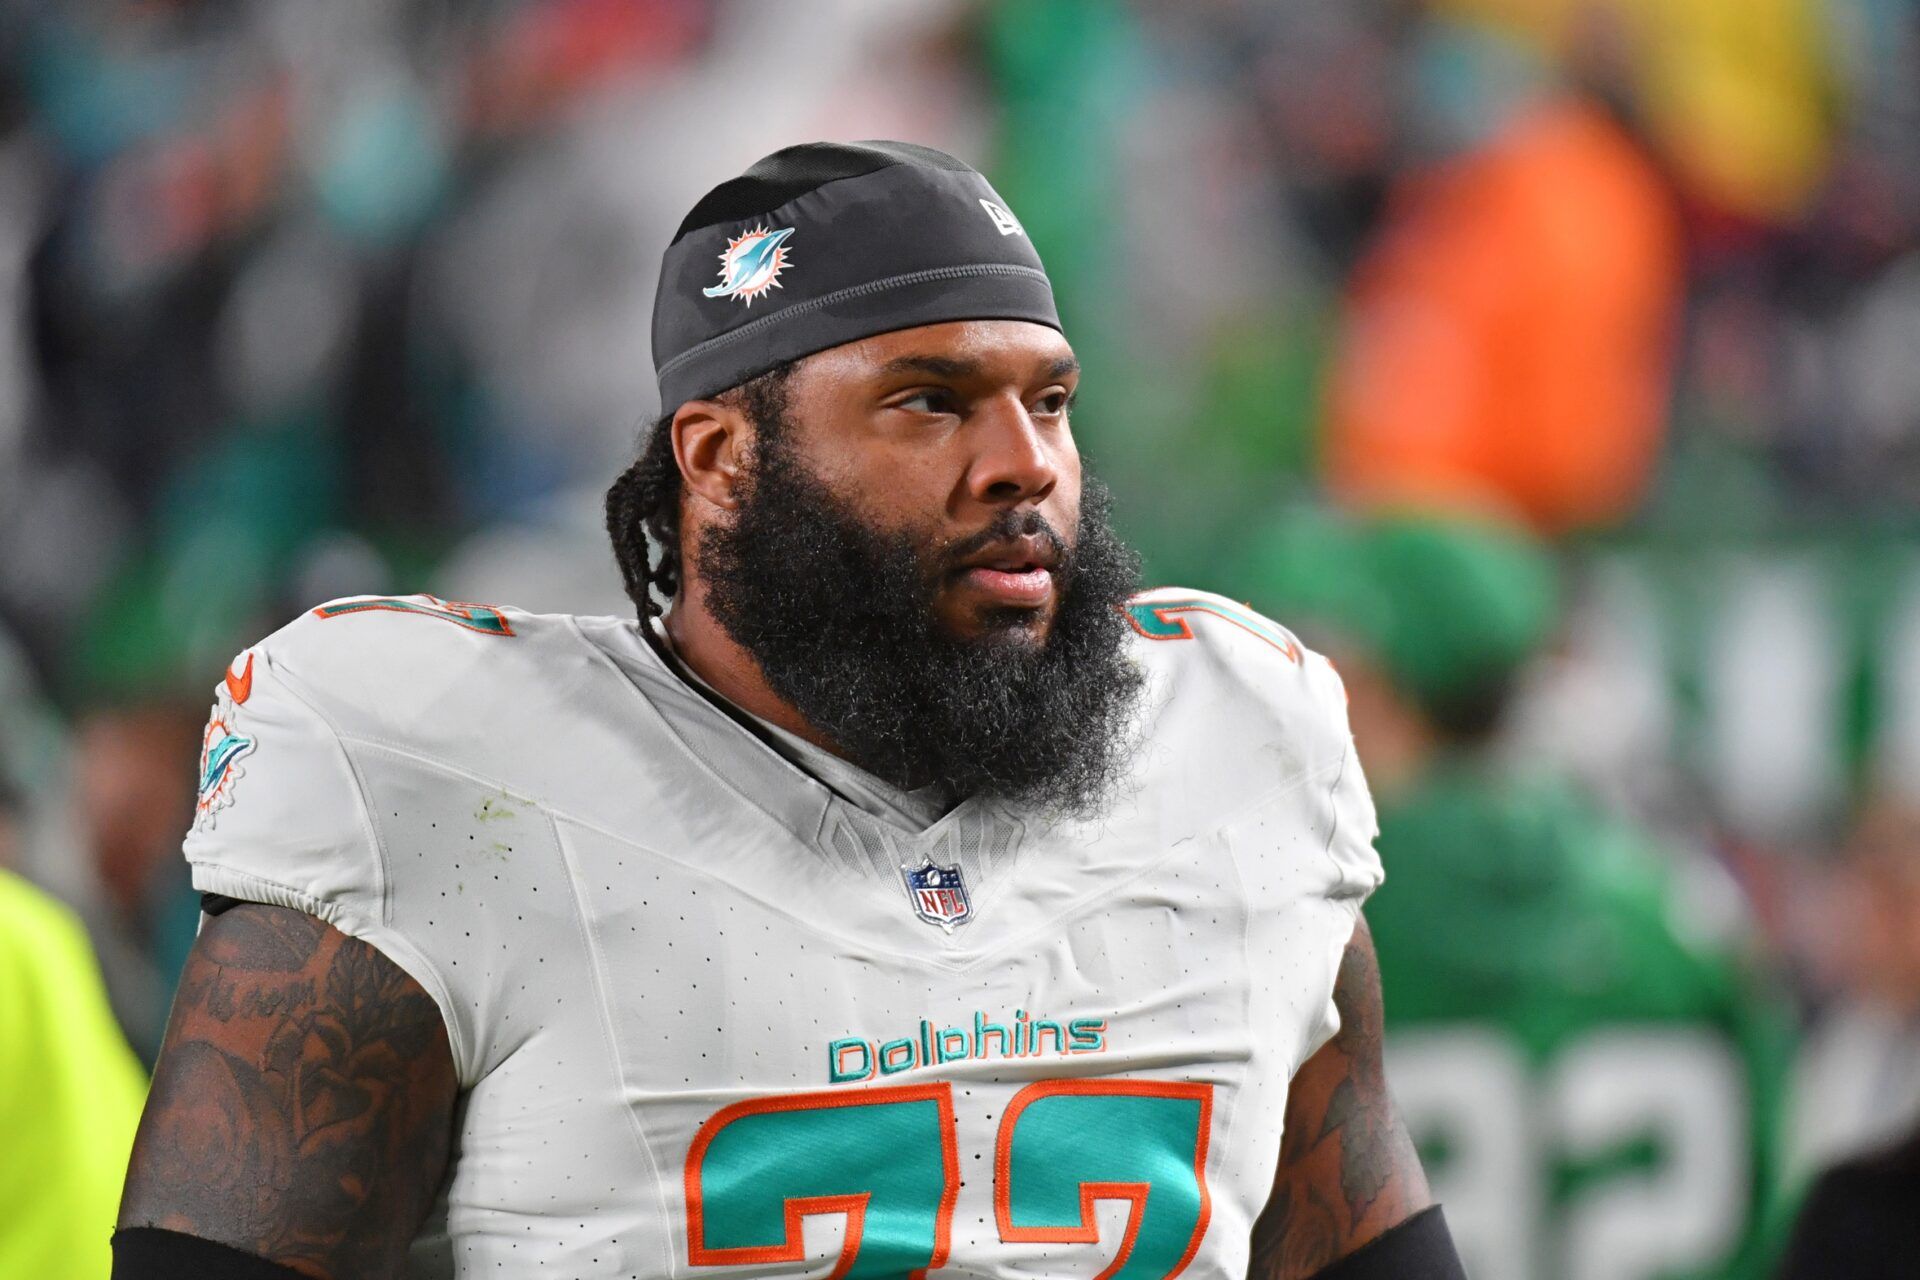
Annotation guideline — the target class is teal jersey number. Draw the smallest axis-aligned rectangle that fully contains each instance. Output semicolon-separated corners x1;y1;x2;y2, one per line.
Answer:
311;595;514;636
1122;596;1300;663
686;1078;1214;1279
996;1080;1215;1280
686;1084;959;1279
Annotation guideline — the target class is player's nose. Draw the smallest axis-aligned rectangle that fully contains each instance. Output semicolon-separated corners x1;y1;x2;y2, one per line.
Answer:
966;394;1059;508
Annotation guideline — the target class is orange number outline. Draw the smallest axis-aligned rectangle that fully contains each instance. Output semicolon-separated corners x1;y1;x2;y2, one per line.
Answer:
992;1078;1215;1280
684;1082;960;1280
1121;598;1300;664
311;595;515;636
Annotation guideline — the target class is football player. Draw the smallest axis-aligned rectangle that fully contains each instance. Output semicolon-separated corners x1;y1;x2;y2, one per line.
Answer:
115;143;1463;1280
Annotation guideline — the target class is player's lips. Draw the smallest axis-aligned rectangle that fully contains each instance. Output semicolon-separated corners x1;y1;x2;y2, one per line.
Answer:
953;535;1059;607
962;565;1053;605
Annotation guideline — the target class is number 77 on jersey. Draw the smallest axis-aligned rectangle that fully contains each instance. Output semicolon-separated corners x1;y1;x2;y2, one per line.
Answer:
685;1079;1215;1279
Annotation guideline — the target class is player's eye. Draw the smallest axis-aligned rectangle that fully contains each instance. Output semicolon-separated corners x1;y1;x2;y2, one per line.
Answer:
895;389;960;416
1034;389;1074;417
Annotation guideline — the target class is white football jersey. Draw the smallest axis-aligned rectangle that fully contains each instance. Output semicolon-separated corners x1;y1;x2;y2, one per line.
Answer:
183;587;1382;1279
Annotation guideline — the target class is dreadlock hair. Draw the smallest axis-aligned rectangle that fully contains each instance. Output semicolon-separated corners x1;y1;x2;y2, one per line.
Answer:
605;360;798;624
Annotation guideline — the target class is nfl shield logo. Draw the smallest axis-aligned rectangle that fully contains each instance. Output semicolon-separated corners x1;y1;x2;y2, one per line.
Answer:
902;859;973;932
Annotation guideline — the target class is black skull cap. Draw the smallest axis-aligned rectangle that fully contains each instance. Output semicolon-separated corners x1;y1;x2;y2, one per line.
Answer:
652;140;1061;411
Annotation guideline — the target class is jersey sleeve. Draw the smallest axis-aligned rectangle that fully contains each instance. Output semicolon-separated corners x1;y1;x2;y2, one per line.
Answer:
1129;585;1386;904
1309;652;1387;906
1128;587;1387;1076
1285;650;1385;1066
183;644;374;917
180;625;469;1078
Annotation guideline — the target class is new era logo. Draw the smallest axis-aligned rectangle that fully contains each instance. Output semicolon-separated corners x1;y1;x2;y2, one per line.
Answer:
979;199;1024;237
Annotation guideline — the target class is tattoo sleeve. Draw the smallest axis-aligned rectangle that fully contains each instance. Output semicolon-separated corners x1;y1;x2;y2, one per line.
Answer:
119;904;458;1280
1248;914;1432;1280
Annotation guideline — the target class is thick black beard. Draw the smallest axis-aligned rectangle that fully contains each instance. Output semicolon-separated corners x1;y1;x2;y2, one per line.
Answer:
698;429;1146;818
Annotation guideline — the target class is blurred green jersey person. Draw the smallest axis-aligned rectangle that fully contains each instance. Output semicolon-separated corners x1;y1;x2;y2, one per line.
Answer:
1368;765;1792;1280
0;868;148;1279
1244;509;1792;1280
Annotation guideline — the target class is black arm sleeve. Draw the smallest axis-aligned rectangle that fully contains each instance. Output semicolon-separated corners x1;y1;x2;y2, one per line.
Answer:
112;1228;312;1280
1307;1205;1467;1280
1774;1158;1919;1280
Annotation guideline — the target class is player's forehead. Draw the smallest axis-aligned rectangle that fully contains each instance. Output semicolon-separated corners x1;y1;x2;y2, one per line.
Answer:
798;319;1078;393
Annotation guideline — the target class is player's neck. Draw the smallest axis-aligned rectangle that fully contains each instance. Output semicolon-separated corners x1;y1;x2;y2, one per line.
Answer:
660;586;846;759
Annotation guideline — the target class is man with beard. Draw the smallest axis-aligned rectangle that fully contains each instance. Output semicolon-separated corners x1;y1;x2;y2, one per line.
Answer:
116;143;1461;1280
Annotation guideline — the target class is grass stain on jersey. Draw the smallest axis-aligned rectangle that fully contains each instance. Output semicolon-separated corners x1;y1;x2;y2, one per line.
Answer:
476;794;517;822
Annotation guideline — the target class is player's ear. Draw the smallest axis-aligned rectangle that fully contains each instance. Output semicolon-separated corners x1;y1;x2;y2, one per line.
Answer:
672;399;750;512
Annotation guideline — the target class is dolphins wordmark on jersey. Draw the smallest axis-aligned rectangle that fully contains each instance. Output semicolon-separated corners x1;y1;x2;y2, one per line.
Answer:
182;588;1383;1278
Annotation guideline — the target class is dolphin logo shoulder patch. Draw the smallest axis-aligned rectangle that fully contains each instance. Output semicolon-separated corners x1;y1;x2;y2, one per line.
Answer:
703;225;794;305
195;709;255;830
195;651;260;831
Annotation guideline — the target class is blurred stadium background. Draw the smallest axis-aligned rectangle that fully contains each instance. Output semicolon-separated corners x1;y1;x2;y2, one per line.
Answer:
3;0;1919;1276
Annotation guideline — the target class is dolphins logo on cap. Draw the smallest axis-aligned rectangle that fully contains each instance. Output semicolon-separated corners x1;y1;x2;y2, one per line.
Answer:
704;225;794;306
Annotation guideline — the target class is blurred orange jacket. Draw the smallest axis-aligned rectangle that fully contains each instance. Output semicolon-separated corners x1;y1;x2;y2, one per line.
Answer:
1324;98;1683;534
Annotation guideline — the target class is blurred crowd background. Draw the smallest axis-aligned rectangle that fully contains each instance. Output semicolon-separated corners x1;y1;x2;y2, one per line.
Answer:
3;0;1919;1276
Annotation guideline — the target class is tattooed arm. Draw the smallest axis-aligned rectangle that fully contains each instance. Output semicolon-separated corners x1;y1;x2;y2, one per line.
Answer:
1248;914;1432;1279
118;904;458;1280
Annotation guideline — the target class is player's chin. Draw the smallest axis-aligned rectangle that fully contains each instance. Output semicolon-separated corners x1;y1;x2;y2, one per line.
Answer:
933;587;1055;649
